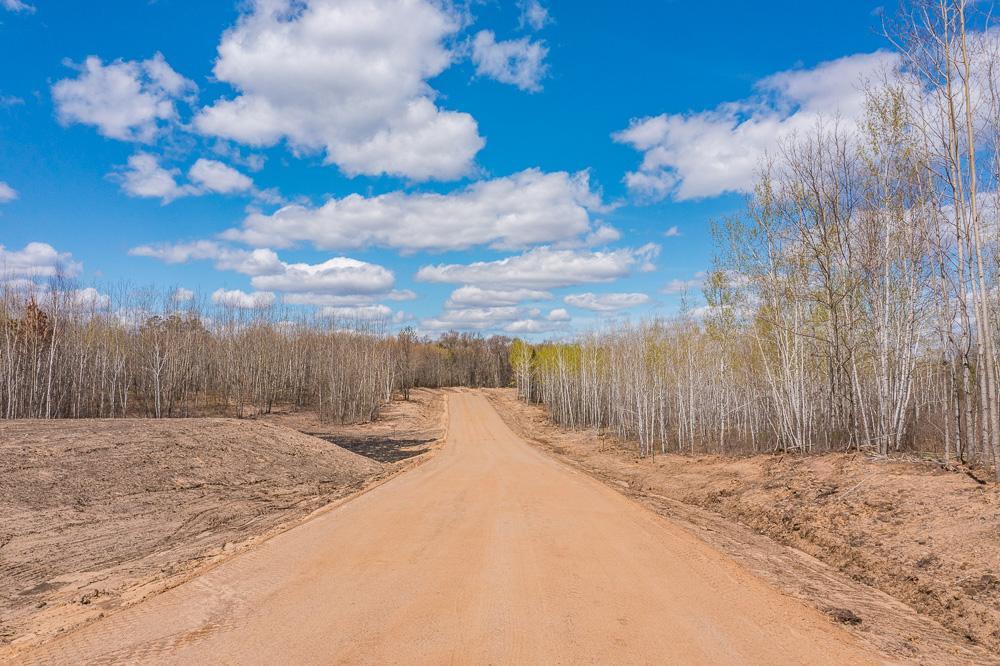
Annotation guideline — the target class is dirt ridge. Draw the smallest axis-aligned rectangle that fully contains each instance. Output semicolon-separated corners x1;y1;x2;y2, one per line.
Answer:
0;388;447;658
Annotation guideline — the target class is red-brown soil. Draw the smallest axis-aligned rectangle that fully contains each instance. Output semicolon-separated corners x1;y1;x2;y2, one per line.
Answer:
0;388;446;656
486;388;1000;663
17;392;882;665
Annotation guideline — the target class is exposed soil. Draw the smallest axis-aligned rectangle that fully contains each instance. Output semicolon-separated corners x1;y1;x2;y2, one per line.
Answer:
261;390;445;464
486;388;1000;664
0;388;446;656
19;392;883;665
7;387;998;664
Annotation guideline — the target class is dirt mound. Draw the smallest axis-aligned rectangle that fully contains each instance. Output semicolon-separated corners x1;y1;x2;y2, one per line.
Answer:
654;452;1000;654
487;388;1000;662
0;394;445;654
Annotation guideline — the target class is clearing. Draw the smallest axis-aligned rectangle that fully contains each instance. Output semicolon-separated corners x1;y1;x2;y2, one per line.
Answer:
11;391;993;664
0;388;445;657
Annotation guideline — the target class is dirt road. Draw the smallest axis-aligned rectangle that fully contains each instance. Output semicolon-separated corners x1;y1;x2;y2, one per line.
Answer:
19;392;878;665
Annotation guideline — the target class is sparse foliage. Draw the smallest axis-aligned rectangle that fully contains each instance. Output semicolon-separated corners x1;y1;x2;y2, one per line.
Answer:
513;1;1000;478
0;284;511;422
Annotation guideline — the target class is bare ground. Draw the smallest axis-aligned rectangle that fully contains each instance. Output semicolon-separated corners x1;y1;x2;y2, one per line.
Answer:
18;392;885;665
0;388;446;656
485;388;1000;664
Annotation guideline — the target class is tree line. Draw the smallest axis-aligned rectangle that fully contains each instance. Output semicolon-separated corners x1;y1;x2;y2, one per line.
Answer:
513;0;1000;479
0;282;511;422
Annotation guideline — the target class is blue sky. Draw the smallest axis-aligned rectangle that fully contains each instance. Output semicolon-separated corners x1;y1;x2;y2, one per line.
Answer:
0;0;889;336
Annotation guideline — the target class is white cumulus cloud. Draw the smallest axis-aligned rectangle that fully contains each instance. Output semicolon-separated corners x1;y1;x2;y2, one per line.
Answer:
422;305;528;331
53;53;195;143
119;153;193;203
283;290;412;308
130;241;283;276
319;304;393;321
131;242;396;300
188;158;253;194
118;155;256;203
63;287;111;310
504;318;562;334
518;0;549;30
194;0;483;181
0;242;82;278
563;292;650;312
416;244;659;290
445;286;553;308
250;257;394;295
614;51;898;201
471;30;548;93
211;288;275;309
224;168;607;252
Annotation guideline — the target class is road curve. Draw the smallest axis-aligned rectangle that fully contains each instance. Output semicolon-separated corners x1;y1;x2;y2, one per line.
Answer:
21;391;878;665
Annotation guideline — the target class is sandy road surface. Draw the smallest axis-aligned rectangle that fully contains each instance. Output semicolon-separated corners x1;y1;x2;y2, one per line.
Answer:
19;392;879;665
